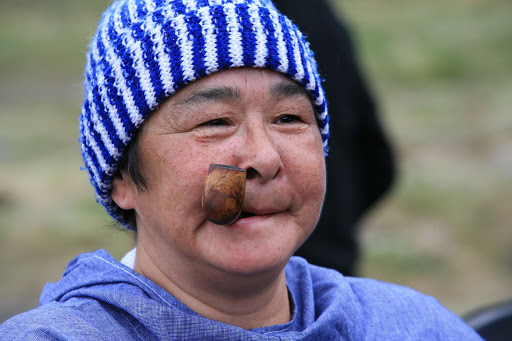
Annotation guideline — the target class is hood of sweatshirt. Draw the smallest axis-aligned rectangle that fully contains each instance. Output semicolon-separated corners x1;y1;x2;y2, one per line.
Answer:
39;249;359;340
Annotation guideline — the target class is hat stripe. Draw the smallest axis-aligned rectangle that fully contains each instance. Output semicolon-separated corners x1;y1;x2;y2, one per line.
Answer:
211;6;230;68
175;14;197;82
247;5;267;67
292;28;310;91
258;8;278;70
224;4;244;67
187;11;208;78
172;0;187;14
111;3;151;120
280;16;297;78
148;10;176;96
320;115;329;134
100;19;135;142
198;7;219;74
288;25;305;83
84;58;123;161
236;5;256;67
99;11;144;134
129;16;163;109
195;0;209;8
317;101;328;121
182;0;198;11
92;61;128;149
315;86;326;107
86;95;121;161
120;3;159;110
92;76;125;170
140;0;173;102
269;9;288;73
80;140;103;192
84;88;124;173
143;0;157;13
80;117;110;186
127;0;149;20
303;54;317;92
161;12;187;92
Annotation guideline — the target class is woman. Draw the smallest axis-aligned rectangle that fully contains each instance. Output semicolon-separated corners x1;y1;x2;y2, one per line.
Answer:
0;0;481;339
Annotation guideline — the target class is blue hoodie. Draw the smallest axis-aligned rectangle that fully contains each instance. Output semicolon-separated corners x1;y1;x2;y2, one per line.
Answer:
0;249;481;340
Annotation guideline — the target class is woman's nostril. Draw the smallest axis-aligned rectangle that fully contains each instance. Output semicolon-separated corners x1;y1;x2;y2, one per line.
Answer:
246;168;258;180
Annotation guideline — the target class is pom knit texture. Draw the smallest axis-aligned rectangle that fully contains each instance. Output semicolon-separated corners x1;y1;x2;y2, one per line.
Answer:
79;0;329;227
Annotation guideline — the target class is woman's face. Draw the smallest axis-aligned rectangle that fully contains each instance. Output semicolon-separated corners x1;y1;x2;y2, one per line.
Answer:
114;67;326;279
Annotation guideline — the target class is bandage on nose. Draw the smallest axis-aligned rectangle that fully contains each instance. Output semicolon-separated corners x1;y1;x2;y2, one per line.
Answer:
202;164;246;225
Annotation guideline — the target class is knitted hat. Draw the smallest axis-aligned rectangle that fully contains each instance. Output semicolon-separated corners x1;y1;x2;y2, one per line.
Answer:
79;0;329;228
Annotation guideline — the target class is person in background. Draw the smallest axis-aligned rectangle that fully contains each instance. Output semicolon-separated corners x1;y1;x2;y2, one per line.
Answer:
0;1;481;339
274;0;396;276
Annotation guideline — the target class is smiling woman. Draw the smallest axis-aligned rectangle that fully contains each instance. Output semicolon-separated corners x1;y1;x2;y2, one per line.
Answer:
110;69;326;329
0;0;483;339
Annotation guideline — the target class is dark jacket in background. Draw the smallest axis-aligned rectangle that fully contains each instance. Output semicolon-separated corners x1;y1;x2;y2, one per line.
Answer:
273;0;395;275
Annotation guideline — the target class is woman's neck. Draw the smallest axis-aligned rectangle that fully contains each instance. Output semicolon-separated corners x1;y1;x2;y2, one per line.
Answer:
133;243;293;330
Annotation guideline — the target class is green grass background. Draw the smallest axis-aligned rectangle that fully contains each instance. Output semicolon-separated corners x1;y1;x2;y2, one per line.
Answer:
1;0;511;323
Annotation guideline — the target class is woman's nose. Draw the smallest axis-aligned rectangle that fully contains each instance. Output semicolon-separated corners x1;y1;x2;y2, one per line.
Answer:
236;124;282;184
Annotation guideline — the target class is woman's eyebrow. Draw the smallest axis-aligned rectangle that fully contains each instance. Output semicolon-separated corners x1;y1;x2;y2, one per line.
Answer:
270;81;310;99
177;86;241;106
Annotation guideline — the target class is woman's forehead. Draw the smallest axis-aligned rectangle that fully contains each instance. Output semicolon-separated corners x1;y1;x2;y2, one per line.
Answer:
169;68;309;105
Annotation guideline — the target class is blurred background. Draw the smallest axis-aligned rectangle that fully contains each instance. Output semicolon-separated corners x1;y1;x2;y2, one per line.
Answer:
1;0;511;323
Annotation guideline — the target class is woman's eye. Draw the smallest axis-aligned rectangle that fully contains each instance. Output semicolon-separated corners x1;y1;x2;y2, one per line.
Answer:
275;114;301;124
199;118;230;127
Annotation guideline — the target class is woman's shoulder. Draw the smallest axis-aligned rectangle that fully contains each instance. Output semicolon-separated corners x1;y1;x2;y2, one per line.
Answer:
0;290;144;340
286;256;482;339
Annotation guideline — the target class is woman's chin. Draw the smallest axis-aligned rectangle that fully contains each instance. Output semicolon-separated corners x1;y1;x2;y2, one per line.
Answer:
205;246;293;277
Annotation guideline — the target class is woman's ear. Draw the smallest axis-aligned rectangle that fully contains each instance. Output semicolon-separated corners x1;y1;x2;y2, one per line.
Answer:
111;173;136;210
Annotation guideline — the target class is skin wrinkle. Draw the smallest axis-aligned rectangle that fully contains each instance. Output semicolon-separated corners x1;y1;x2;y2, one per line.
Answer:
177;86;241;106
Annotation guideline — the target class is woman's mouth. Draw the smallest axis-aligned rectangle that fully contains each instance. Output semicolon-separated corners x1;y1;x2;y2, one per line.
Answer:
202;163;288;225
238;211;256;219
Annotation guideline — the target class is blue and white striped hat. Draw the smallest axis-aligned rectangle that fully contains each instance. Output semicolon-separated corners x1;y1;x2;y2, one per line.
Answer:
79;0;329;227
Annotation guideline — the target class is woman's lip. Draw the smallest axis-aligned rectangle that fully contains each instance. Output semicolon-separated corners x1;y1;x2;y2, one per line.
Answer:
232;209;287;225
239;210;278;219
240;206;287;216
229;214;273;227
